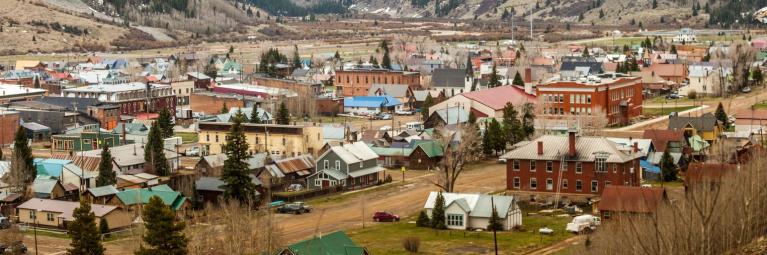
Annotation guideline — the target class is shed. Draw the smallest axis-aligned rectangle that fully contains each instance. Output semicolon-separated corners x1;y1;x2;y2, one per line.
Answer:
21;122;51;141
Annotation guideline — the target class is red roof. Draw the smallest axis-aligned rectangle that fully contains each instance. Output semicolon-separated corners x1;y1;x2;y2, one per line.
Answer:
642;129;685;152
598;186;666;214
684;163;738;185
643;64;687;78
461;86;536;110
734;109;767;121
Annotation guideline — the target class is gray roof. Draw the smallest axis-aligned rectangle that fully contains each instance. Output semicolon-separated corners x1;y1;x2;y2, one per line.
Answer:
263;165;286;178
81;144;178;167
434;107;469;125
201;153;268;170
348;166;385;178
195;177;226;192
33;179;59;194
320;169;347;180
432;68;468;88
368;84;410;98
21;122;50;132
324;142;379;164
668;112;720;132
36;97;102;112
87;185;119;197
424;192;517;218
413;90;441;101
500;135;640;163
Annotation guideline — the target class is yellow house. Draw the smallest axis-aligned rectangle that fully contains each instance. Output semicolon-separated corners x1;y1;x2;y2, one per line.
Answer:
17;199;132;230
198;122;325;157
667;112;723;144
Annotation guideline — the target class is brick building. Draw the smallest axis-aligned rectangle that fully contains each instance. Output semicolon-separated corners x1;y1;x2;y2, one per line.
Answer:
537;73;643;126
251;76;322;97
335;69;420;97
61;83;176;116
501;131;642;200
0;84;47;104
0;110;20;145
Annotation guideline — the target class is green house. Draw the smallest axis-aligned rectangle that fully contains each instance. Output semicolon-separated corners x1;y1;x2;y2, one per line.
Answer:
51;124;126;152
279;231;368;255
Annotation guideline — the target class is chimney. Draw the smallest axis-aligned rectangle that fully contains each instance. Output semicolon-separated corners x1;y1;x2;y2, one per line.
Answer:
537;141;544;156
524;68;532;84
633;142;639;153
568;130;576;157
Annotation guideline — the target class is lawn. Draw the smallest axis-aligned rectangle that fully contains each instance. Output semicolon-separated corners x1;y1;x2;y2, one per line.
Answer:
752;101;767;109
174;132;199;144
348;215;572;254
642;180;685;188
643;106;697;117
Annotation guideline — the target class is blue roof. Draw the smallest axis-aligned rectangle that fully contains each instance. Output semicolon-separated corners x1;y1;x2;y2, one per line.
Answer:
34;158;72;177
344;96;401;108
640;160;660;173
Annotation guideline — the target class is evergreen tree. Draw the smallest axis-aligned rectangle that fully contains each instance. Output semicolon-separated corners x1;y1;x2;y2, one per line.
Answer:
502;103;523;147
512;71;524;86
95;145;116;186
144;122;169;176
488;64;501;88
715;102;729;129
430;192;447;229
660;150;677;182
465;57;474;77
221;102;229;114
416;210;430;227
369;55;379;67
68;200;104;255
598;9;604;19
292;45;301;70
229;45;234;54
488;119;505;155
670;44;677;54
221;111;258;203
421;94;433;121
334;50;341;60
249;105;262;124
136;196;188;255
33;76;40;88
11;125;34;187
652;0;657;9
468;111;477;124
380;40;392;69
521;103;535;139
486;201;503;231
99;218;110;237
276;101;290;125
582;46;590;57
753;68;763;86
157;108;174;139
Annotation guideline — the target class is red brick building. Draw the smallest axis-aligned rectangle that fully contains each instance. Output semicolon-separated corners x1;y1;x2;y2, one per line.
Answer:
61;83;176;116
0;110;20;145
335;69;420;97
501;131;642;200
537;74;643;126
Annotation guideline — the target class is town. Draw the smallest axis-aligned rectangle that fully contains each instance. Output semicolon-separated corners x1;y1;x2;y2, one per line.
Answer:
1;0;767;254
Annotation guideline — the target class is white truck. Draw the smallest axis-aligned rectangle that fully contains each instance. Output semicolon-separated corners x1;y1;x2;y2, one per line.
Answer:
566;214;601;234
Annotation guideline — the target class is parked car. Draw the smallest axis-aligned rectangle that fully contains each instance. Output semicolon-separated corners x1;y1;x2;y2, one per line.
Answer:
538;227;554;235
395;110;414;115
379;113;392;120
0;241;27;254
372;211;400;222
497;158;507;164
666;93;683;99
184;147;200;156
287;184;304;192
742;86;752;93
276;202;312;214
566;214;601;234
0;214;10;229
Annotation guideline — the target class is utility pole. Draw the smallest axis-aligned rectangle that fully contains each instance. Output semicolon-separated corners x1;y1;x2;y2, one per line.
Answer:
491;197;498;255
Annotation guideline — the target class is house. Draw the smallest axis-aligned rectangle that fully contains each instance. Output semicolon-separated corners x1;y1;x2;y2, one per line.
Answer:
734;109;767;135
278;231;368;255
424;106;469;129
32;178;67;199
84;185;120;204
431;68;473;97
116;173;160;189
501;131;642;199
195;176;262;206
642;64;688;84
187;72;212;89
17;199;132;230
672;28;697;43
108;184;190;214
198;122;325;157
679;62;732;96
428;85;536;119
368;84;415;111
597;186;667;220
683;163;738;189
307;142;384;190
34;158;96;190
343;96;402;115
423;192;522;231
258;155;315;190
334;69;421;97
368;140;444;169
559;56;604;75
21;122;51;141
61;83;176;116
0;84;47;105
51;124;124;152
668;112;723;144
195;153;267;177
80;143;179;175
413;90;446;109
642;129;687;165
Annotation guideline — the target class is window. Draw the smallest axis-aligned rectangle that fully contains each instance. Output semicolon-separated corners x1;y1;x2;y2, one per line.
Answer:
47;213;54;221
562;161;568;171
596;157;608;173
447;214;464;227
591;180;599;193
255;136;259;144
206;134;210;142
282;138;286;145
587;95;592;103
359;161;364;167
29;210;36;220
513;160;520;171
575;162;582;173
530;160;536;172
603;211;611;219
546;161;553;172
605;181;612;186
530;178;538;189
546;178;554;190
576;180;583;191
562;179;569;189
215;135;219;143
612;163;617;173
335;160;341;170
323;160;329;170
513;177;520;189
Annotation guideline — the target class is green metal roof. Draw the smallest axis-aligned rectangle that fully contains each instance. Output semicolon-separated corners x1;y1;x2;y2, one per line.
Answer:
412;140;444;158
115;187;186;210
368;146;413;157
286;231;366;255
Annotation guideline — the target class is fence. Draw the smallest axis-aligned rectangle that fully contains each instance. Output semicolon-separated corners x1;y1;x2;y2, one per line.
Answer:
272;186;344;202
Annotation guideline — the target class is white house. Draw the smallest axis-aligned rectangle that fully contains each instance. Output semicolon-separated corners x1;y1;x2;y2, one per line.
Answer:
423;192;522;231
672;28;697;43
679;62;732;96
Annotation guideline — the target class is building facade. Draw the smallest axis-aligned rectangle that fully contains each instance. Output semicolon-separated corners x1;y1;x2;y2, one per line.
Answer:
197;122;325;157
61;83;176;116
335;69;420;97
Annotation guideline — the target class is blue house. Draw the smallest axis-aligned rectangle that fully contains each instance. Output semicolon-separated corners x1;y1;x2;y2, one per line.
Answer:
343;96;401;115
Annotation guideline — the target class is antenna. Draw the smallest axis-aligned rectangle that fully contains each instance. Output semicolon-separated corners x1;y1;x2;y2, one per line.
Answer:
530;5;533;41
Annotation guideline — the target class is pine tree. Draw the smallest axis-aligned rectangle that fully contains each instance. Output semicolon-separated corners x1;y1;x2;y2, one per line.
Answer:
670;44;677;54
136;196;188;255
430;192;447;229
715;102;729;129
582;46;590;57
488;64;501;88
157;108;174;139
652;0;657;9
334;50;341;60
521;103;535;139
67;200;104;255
486;201;503;231
465;57;474;77
229;45;234;54
292;45;301;70
99;218;110;236
276;101;290;125
95;145;116;186
482;120;493;156
380;40;392;70
144;122;169;176
502;103;523;147
513;71;524;86
421;94;433;121
11;125;34;187
488;119;505;155
598;9;604;19
221;110;258;203
660;150;677;182
249;105;262;124
369;55;379;67
221;102;229;114
467;111;477;125
416;210;430;227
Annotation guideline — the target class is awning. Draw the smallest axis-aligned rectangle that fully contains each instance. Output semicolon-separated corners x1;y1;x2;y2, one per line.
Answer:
640;160;661;174
348;166;385;178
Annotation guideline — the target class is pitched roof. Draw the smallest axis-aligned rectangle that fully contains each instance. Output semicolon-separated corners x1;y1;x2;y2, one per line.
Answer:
368;84;411;98
461;86;536;110
326;141;379;164
684;163;738;185
87;185;119;197
645;63;687;77
500;135;641;163
195;177;225;192
413;90;443;101
433;107;469;125
424;192;517;218
668;113;719;132
598;186;666;214
432;68;468;88
734;109;767;121
114;186;187;210
273;155;315;176
642;129;686;152
18;199;118;221
559;56;604;74
21;122;50;131
286;231;366;255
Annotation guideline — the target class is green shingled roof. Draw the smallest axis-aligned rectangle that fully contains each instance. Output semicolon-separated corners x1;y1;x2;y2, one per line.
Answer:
286;231;366;255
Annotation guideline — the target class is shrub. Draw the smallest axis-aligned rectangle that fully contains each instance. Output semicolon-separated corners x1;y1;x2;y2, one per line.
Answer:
416;210;430;227
688;90;698;99
385;174;393;183
402;236;420;253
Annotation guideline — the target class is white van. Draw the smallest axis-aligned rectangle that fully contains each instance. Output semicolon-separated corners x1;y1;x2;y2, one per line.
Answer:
566;214;601;234
406;122;424;131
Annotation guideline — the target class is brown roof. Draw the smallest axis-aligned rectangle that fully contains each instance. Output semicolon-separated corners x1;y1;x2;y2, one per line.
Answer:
598;186;666;214
18;199;118;221
642;129;685;152
274;154;315;176
734;109;767;121
644;64;687;78
50;154;102;172
684;163;738;185
63;183;79;192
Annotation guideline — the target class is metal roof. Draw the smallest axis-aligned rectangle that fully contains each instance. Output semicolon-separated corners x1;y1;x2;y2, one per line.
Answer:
87;185;119;197
423;192;517;218
18;199;118;220
432;68;468;88
500;135;640;163
273;154;315;176
348;166;385;178
368;84;410;98
343;96;401;108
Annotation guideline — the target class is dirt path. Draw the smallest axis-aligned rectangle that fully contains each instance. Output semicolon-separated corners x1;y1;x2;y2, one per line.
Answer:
526;235;584;255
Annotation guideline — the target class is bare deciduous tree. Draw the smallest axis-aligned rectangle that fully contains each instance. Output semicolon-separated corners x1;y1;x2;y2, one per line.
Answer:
187;201;283;255
432;123;481;192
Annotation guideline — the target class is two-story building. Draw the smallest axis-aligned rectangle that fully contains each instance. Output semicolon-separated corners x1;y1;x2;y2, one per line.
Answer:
307;142;384;190
335;69;420;97
197;122;325;157
61;82;176;116
501;131;642;200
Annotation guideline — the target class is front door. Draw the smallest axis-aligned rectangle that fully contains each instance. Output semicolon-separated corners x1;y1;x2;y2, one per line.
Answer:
322;180;330;188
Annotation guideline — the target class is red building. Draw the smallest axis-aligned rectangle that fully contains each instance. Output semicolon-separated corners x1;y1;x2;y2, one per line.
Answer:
335;69;420;97
537;74;643;126
501;131;642;200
